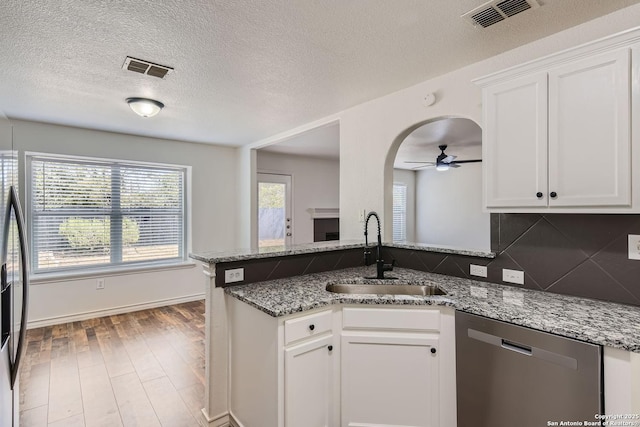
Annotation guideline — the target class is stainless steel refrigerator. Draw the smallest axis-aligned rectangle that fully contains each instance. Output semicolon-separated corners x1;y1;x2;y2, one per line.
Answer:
0;113;29;427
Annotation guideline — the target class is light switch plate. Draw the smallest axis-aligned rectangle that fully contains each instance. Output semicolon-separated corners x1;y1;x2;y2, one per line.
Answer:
225;268;245;283
629;235;640;260
502;268;524;285
470;264;488;278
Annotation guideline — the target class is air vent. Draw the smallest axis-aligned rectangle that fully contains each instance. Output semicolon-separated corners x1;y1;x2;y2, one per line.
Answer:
462;0;540;28
122;56;173;79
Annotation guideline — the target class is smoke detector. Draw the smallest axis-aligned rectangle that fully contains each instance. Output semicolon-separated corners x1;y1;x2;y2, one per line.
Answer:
462;0;541;28
122;56;174;79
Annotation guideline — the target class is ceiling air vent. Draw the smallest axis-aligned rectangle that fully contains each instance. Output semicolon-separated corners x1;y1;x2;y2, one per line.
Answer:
122;56;174;79
462;0;540;28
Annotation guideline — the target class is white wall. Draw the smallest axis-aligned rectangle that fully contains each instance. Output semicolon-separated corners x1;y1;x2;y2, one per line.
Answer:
12;120;237;327
240;5;640;251
257;151;339;245
342;6;640;247
392;169;416;242
338;5;640;247
415;160;489;250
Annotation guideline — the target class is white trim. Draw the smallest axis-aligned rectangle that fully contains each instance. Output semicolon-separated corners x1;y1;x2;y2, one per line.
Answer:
26;292;204;329
309;208;340;219
24;150;190;170
248;117;341;150
474;25;640;86
200;408;232;426
30;261;196;284
228;411;244;427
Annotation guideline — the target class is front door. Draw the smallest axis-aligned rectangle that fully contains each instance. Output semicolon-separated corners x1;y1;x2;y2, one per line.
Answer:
257;173;292;248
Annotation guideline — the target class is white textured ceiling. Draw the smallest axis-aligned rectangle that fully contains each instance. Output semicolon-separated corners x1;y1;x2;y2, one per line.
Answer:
394;118;482;170
1;0;639;146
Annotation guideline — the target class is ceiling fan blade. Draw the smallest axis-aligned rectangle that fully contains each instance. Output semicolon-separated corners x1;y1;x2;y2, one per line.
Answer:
450;159;482;164
411;164;435;170
404;161;436;165
449;163;461;168
442;155;456;163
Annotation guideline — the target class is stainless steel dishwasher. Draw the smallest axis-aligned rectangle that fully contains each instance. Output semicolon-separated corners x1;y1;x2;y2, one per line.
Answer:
456;311;603;427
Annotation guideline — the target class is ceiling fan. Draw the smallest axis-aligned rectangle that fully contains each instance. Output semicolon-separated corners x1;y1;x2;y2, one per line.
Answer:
404;144;482;171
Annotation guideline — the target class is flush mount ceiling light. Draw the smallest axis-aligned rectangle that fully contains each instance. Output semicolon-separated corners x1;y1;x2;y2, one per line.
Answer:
126;97;164;118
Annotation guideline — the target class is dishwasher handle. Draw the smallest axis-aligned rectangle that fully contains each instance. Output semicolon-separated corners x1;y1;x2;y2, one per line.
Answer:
468;328;578;370
501;339;532;356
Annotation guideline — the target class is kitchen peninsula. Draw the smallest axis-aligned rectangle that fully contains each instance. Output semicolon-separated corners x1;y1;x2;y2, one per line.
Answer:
190;241;640;427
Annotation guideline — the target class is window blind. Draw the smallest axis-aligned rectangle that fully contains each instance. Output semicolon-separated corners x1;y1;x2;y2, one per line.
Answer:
392;183;407;242
29;155;186;273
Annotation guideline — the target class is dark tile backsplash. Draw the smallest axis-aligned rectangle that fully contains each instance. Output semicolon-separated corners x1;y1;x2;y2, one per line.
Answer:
216;213;640;306
384;213;640;307
214;248;364;287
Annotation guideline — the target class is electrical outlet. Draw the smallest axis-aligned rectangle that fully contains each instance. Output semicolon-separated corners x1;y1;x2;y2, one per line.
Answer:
358;209;366;223
502;268;524;285
96;279;105;290
225;268;245;284
629;235;640;260
470;264;488;278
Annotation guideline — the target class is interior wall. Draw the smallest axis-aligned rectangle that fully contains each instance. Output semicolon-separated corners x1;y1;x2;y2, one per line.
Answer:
392;169;416;242
335;5;640;245
415;157;489;250
12;120;237;327
256;151;339;245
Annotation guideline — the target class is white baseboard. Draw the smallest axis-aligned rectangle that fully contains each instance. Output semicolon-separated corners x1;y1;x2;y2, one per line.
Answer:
27;293;205;329
200;408;232;427
228;411;243;427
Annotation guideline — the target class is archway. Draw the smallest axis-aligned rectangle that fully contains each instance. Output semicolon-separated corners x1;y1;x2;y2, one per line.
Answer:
383;116;490;250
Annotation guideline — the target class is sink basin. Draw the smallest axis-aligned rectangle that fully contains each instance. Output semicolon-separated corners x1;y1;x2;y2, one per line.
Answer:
326;283;447;296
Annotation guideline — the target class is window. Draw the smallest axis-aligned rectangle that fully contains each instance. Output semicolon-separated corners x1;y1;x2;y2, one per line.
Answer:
27;154;187;274
392;183;407;242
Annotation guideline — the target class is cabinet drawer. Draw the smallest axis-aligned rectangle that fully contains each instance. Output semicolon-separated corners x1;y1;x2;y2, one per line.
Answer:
285;310;332;345
342;307;440;331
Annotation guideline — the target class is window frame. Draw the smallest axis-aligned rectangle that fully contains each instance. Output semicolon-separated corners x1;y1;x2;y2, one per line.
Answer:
392;182;407;242
25;152;191;278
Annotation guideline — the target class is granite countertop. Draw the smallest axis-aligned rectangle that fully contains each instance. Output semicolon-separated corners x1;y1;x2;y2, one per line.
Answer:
225;266;640;353
190;240;495;264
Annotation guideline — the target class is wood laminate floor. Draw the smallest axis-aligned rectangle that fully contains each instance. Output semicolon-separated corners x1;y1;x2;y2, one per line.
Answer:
18;300;206;427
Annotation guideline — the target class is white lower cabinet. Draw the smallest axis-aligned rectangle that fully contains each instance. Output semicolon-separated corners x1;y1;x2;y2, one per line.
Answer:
284;335;334;427
228;296;455;427
340;307;456;427
341;333;439;426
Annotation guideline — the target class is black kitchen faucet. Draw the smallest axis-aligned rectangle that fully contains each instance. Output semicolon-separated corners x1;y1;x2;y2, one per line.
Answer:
363;211;396;279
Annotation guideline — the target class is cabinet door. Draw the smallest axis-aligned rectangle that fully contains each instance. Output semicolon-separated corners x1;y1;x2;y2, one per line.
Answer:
484;72;548;208
548;49;631;207
341;333;439;427
284;335;334;427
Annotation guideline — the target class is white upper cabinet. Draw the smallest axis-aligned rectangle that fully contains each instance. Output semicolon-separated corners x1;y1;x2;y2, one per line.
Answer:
477;29;639;213
548;49;630;207
484;73;548;208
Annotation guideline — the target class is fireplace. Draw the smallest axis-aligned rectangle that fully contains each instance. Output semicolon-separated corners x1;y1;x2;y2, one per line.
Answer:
309;208;340;242
313;218;339;242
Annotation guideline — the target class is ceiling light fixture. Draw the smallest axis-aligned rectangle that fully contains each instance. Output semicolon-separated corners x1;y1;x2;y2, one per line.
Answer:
126;97;164;118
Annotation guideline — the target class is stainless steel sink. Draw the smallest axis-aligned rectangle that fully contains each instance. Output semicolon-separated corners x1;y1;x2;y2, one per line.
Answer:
325;283;447;296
